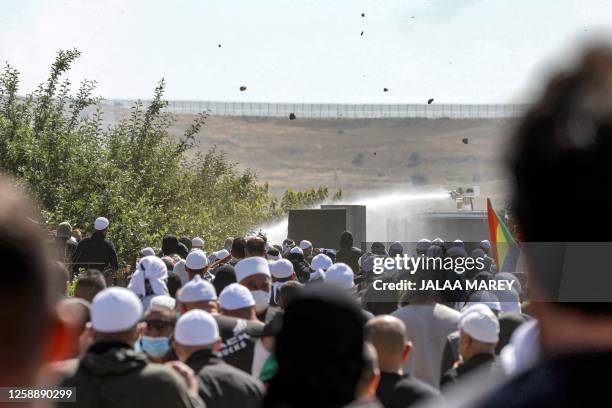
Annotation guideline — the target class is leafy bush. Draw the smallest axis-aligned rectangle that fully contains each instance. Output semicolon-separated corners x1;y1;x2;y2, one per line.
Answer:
0;49;340;265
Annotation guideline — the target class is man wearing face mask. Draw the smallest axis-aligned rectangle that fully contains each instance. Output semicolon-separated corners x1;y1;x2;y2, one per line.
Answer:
235;257;278;323
137;305;177;363
59;287;203;408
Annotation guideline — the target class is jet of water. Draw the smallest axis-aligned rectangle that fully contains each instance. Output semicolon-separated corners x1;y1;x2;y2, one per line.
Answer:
259;188;451;245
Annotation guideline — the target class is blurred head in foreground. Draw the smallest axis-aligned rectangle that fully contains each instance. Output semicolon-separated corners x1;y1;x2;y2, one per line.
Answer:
264;284;366;407
509;45;612;351
0;176;72;385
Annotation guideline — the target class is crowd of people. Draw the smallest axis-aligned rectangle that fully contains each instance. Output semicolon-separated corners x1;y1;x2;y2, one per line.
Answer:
21;206;534;408
4;47;612;408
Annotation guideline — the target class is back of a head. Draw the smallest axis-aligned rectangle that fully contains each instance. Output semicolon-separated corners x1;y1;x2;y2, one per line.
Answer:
340;230;354;249
365;315;407;357
0;177;53;383
75;269;107;303
265;284;366;407
231;237;246;259
246;236;266;257
509;46;612;313
278;280;304;309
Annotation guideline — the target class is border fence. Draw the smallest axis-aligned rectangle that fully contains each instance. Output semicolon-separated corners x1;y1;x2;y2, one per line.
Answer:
102;100;529;119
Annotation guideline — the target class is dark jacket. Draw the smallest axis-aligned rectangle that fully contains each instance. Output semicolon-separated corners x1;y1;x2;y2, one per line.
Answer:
58;342;203;408
72;231;119;273
186;348;265;408
376;372;441;408
441;352;502;388
336;231;362;274
215;315;264;373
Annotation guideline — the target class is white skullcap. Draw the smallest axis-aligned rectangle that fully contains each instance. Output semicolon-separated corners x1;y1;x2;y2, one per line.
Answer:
311;253;332;272
480;240;492;250
270;259;294;279
299;240;312;250
460;303;496;325
141;247;155;257
219;283;255;310
149;295;176;310
235;257;271;283
192;237;204;247
416;239;431;251
94;217;109;231
289;246;303;255
178;275;217;303
432;237;444;243
325;263;354;289
214;249;230;261
309;270;326;281
460;306;500;343
186;249;209;270
175;309;219;346
91;287;143;333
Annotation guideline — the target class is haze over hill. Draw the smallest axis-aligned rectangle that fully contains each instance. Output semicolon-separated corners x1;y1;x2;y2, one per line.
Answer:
166;114;514;210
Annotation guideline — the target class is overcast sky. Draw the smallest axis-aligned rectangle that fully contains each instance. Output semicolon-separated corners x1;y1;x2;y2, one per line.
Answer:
2;0;612;103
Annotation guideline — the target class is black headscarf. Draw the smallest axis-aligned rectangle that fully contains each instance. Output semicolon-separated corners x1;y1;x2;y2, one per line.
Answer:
160;234;188;259
264;284;366;408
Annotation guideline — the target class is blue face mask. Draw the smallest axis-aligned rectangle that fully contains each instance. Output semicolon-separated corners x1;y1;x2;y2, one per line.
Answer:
140;336;170;358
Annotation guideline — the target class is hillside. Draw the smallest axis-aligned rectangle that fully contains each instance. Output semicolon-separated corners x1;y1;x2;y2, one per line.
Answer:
167;114;515;208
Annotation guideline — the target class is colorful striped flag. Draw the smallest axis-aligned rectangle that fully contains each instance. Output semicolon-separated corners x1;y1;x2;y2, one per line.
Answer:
487;198;519;272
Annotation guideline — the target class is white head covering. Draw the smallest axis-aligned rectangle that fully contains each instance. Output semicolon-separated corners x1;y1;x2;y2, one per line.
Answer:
210;249;230;264
311;253;332;272
186;249;209;270
270;259;294;279
149;295;176;311
235;257;271;283
325;263;354;289
91;287;143;333
219;283;255;310
309;270;326;281
460;305;500;343
192;237;204;248
480;240;492;251
289;246;303;256
94;217;109;231
141;247;155;257
500;320;540;376
128;256;169;300
173;259;189;286
175;310;219;346
299;240;312;250
178;275;217;303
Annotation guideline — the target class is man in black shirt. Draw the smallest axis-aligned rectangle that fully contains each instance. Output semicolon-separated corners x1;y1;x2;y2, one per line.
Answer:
366;315;441;408
72;217;118;274
441;305;503;388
